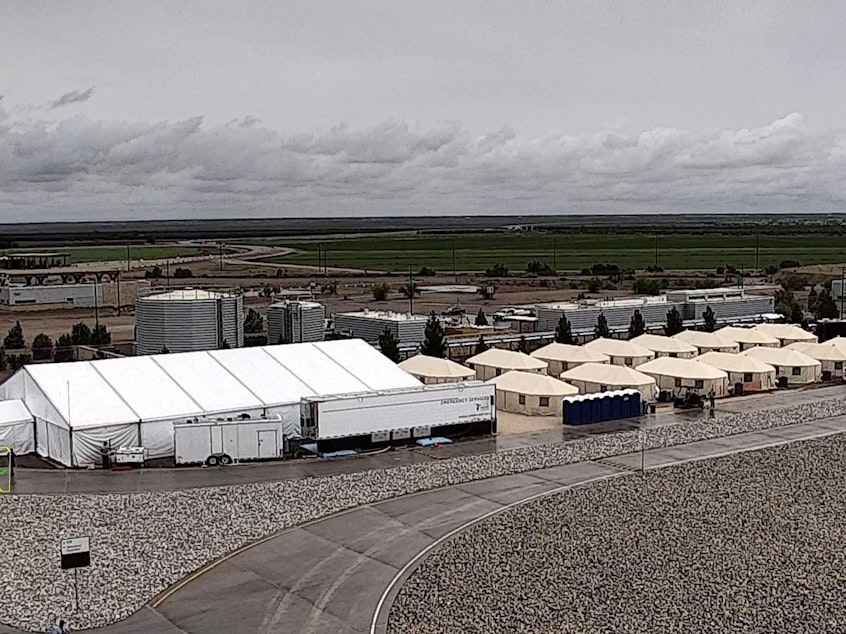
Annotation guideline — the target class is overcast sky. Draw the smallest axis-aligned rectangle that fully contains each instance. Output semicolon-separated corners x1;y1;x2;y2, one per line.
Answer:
2;0;845;222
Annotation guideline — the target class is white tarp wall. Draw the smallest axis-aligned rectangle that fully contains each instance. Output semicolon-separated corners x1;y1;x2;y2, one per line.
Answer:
0;399;35;455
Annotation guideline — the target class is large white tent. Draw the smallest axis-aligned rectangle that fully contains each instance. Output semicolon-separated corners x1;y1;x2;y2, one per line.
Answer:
635;357;729;396
529;343;610;376
673;330;740;354
630;334;698;359
753;323;816;347
465;348;547;380
785;341;846;380
696;351;777;392
715;326;780;351
0;339;421;466
399;355;475;384
560;362;658;402
487;371;578;416
583;338;655;367
742;347;822;386
0;399;34;455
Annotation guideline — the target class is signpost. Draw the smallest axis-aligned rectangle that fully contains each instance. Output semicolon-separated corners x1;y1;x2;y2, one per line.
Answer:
638;430;647;476
61;537;90;613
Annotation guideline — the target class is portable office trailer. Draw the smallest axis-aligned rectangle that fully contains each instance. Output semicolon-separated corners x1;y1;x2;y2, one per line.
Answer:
174;415;287;465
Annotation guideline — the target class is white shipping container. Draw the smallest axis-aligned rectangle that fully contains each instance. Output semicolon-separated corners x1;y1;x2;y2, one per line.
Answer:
174;416;287;465
305;382;495;440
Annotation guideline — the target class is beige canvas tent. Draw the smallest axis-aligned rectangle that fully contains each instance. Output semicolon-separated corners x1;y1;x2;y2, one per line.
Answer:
488;370;578;416
696;351;777;392
583;338;655;367
465;348;548;380
530;343;610;376
785;341;846;380
673;330;740;354
560;362;658;402
743;347;821;386
635;357;729;396
715;326;780;351
399;354;476;384
754;323;816;347
631;334;698;359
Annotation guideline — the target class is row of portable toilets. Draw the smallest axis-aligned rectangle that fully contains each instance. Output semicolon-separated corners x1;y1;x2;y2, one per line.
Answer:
562;389;643;425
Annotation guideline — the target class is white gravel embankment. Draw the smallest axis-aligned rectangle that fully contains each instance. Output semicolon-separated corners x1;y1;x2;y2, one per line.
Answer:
388;434;846;634
1;396;845;631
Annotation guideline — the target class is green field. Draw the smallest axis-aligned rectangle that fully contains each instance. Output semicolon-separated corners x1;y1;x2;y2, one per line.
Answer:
267;232;846;272
11;245;203;264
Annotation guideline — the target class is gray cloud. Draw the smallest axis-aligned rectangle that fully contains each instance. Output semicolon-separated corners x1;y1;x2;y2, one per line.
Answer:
49;86;95;110
0;110;844;222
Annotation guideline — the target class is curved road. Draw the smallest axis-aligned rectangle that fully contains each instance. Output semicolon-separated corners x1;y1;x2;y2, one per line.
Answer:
4;416;839;634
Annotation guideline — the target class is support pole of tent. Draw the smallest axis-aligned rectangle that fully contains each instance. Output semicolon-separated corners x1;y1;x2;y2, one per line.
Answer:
74;568;80;614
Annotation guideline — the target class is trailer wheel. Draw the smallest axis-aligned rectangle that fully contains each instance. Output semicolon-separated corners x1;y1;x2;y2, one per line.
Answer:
219;454;233;466
206;455;219;467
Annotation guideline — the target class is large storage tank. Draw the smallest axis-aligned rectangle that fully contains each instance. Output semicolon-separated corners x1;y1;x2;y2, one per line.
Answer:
267;300;325;344
135;289;244;355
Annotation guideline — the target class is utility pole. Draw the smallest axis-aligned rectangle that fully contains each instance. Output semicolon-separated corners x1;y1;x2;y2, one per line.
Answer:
218;242;224;272
408;266;414;314
323;243;328;276
553;236;557;272
754;233;760;270
116;271;121;316
452;239;457;282
126;245;131;272
93;277;100;345
840;267;845;319
166;259;170;288
654;234;659;269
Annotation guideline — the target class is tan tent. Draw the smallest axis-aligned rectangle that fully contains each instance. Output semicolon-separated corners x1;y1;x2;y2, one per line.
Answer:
488;370;578;416
785;341;846;380
754;323;816;347
583;338;655;367
742;347;821;386
636;357;729;397
530;343;610;376
560;362;658;403
465;348;548;380
399;354;476;384
696;351;777;392
673;330;740;354
715;326;780;351
630;334;698;359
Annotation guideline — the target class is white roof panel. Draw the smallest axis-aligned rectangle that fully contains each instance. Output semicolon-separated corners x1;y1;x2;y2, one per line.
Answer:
263;342;371;395
207;347;317;404
313;339;422;389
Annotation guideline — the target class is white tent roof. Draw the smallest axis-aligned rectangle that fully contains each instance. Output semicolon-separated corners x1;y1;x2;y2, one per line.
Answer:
560;362;657;388
743;346;822;368
715;326;780;346
583;338;655;359
636;357;728;381
399;355;476;380
630;334;698;356
786;341;846;363
673;330;740;351
0;399;32;425
754;323;816;342
530;343;610;364
488;370;578;396
696;351;777;375
13;339;421;430
466;348;548;371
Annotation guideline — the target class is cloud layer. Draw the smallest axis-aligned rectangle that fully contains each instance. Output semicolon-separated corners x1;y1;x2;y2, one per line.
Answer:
1;101;845;222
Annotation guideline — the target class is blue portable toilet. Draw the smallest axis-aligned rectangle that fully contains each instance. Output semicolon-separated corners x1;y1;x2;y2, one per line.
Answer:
580;396;593;424
568;396;582;424
630;389;642;417
591;395;602;422
620;392;631;418
601;394;612;421
609;391;622;420
562;396;574;424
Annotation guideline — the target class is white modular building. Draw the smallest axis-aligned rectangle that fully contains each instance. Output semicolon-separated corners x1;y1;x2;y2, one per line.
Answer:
135;289;244;355
267;300;325;344
465;348;548;380
663;287;775;322
530;343;610;376
487;371;578;417
0;283;105;307
630;334;698;359
635;357;729;397
333;310;428;344
583;338;655;367
536;296;680;333
0;339;422;466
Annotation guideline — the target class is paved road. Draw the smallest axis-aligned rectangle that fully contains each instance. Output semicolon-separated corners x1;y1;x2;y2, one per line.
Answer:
5;415;836;634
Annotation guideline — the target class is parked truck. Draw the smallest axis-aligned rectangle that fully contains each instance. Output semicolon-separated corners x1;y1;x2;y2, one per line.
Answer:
174;414;289;466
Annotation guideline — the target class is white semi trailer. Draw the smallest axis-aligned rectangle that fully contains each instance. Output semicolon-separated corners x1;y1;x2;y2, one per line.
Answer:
174;414;288;465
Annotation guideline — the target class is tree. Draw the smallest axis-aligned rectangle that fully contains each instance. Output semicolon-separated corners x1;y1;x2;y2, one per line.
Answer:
628;310;645;339
594;314;611;339
371;282;390;302
484;263;509;277
31;333;54;361
420;311;447;358
173;267;193;278
70;322;92;345
400;281;420;299
774;288;804;324
474;336;489;355
665;307;684;336
92;324;112;346
3;321;25;349
554;314;574;345
244;308;264;334
633;278;661;295
586;278;602;293
144;265;163;279
517;336;529;353
378;327;401;363
702;306;717;333
815;289;839;320
526;260;554;275
475;308;488;327
54;334;75;362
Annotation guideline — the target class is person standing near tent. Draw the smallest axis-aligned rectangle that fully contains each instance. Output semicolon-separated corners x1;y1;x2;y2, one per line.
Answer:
46;619;68;634
708;389;716;409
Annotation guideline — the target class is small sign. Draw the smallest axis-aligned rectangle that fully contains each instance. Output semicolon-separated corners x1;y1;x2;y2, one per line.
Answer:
638;430;648;445
61;537;91;570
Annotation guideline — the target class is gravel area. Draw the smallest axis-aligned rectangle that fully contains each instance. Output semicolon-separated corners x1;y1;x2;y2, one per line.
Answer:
388;434;846;634
1;396;846;631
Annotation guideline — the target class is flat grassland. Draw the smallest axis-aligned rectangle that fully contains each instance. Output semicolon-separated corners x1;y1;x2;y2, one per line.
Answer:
263;232;846;272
